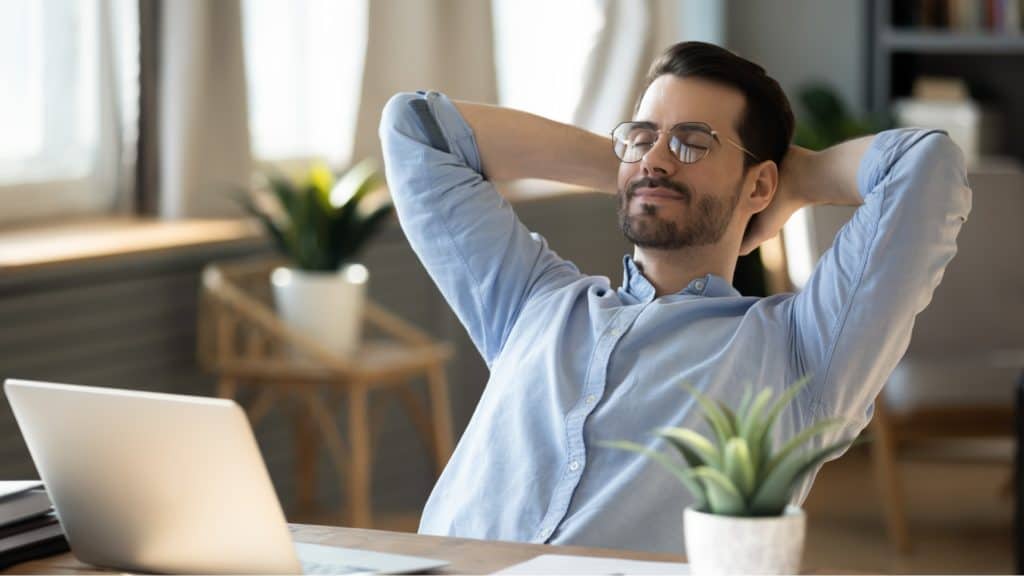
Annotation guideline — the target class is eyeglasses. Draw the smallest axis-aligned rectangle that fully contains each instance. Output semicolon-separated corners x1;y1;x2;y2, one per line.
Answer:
611;121;760;164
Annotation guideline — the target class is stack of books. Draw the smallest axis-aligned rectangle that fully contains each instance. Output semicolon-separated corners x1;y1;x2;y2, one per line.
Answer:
0;481;68;569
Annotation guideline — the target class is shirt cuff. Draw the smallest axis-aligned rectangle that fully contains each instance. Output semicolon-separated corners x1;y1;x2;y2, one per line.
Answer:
417;90;484;174
856;128;948;199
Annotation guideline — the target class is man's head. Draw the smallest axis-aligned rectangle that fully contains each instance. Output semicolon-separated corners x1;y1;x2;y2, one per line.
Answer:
616;41;794;253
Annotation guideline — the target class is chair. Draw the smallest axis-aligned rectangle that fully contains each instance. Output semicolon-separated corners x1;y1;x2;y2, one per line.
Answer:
197;256;455;528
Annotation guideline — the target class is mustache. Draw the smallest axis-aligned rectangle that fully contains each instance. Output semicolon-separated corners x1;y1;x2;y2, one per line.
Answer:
625;177;692;203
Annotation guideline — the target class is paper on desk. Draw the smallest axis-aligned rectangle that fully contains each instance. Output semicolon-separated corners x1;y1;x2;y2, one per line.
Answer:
497;554;689;575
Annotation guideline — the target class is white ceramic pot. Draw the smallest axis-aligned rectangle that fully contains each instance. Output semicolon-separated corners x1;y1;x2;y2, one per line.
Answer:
684;506;806;575
271;264;368;358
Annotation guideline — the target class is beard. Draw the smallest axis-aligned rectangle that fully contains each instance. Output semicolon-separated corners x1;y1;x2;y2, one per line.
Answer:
617;176;741;249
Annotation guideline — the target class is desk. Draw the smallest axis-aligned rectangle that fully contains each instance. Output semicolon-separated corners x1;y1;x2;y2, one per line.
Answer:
4;524;687;574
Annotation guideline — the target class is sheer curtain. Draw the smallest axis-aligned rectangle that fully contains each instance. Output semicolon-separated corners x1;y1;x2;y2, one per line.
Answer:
0;0;138;224
242;0;368;171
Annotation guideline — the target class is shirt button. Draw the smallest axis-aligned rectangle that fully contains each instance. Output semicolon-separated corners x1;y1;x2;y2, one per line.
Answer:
569;460;580;472
693;280;705;291
585;394;596;405
610;328;623;337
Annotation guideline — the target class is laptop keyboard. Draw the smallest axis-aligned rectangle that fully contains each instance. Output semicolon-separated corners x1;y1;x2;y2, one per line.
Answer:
301;560;375;575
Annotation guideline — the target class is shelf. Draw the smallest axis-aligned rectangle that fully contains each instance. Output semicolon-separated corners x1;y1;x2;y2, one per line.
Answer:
882;29;1024;53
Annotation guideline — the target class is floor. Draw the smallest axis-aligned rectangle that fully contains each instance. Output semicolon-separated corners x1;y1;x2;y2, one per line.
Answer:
802;444;1014;574
301;444;1016;574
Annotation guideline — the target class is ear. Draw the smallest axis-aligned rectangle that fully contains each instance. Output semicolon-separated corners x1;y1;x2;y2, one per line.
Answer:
744;160;779;215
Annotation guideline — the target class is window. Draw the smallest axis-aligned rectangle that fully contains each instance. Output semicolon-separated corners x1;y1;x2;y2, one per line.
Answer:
491;0;604;123
0;0;138;224
242;0;367;169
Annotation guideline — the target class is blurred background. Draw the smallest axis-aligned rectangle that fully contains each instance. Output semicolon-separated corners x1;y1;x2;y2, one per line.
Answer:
0;0;1021;573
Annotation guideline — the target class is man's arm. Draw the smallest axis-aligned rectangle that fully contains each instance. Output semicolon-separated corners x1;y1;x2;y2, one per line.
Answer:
379;92;605;366
740;137;873;254
451;101;618;192
784;129;971;431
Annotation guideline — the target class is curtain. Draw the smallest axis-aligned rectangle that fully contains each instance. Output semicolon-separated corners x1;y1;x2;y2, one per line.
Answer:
156;0;251;218
351;0;498;164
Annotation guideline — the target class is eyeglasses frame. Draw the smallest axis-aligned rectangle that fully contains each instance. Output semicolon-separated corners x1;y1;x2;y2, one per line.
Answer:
611;120;760;164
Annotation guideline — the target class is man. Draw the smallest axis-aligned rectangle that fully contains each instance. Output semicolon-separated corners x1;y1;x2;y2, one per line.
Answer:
378;42;970;553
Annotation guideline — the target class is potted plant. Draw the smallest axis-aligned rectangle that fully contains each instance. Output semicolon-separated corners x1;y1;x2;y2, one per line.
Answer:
603;377;855;575
243;159;393;357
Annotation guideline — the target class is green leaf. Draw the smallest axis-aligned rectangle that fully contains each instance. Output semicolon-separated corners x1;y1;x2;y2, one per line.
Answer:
749;438;853;516
723;437;756;498
746;376;812;473
739;387;773;474
763;418;844;479
737;384;753;422
655;427;721;469
680;383;735;448
762;375;812;434
247;160;391;271
692;466;746;516
598;441;706;509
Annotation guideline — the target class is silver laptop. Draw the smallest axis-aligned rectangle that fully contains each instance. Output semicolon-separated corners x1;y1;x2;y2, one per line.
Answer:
4;379;448;575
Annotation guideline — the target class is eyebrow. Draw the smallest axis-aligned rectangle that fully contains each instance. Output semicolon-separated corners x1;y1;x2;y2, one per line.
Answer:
629;120;712;132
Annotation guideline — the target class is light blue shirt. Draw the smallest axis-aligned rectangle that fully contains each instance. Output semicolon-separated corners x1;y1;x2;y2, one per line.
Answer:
378;90;971;554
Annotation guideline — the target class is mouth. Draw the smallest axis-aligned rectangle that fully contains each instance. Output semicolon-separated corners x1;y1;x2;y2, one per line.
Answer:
625;178;691;204
632;186;686;201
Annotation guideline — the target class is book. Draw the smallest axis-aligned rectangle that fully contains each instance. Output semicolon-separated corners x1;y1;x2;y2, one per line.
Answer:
0;489;52;528
0;481;43;501
0;512;68;570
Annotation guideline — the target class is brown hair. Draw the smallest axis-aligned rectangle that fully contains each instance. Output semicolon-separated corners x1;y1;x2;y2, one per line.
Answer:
640;41;794;169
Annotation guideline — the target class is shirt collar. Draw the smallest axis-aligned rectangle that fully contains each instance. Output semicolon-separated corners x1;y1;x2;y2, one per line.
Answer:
620;255;741;300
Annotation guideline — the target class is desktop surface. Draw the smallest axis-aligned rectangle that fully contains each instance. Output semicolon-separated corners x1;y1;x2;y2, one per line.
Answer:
3;524;688;574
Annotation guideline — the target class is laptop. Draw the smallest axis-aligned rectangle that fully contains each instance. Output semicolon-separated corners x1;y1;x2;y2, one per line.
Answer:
3;379;449;575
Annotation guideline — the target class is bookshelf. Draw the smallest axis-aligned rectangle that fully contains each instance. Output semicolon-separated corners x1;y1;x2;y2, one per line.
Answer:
868;0;1024;163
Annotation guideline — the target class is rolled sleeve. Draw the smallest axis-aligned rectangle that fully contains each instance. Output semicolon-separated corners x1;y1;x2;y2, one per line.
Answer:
379;91;581;365
792;129;972;430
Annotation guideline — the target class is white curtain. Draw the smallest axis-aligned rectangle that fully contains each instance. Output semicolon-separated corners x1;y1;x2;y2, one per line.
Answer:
351;0;498;163
574;0;726;134
151;0;727;217
158;0;251;218
0;0;138;224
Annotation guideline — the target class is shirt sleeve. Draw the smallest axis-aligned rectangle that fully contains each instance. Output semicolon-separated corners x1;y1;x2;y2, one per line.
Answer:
378;91;583;366
791;128;972;430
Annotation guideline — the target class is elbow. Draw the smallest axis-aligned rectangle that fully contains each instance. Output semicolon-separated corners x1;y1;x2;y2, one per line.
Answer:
378;91;424;146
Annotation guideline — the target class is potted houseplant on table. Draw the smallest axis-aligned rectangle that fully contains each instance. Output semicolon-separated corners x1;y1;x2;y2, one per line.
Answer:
243;159;393;357
603;377;854;575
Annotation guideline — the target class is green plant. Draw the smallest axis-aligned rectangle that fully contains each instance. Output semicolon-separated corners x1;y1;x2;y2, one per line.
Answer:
601;377;855;517
242;159;393;271
793;83;889;151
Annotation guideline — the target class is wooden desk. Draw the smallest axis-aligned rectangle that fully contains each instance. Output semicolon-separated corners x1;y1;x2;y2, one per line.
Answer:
5;524;687;574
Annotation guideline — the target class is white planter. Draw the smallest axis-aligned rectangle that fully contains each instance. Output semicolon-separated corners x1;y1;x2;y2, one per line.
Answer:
271;264;368;358
684;506;806;575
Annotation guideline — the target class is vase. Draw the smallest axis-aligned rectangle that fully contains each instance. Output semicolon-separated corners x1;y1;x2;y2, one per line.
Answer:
270;264;368;358
684;505;806;575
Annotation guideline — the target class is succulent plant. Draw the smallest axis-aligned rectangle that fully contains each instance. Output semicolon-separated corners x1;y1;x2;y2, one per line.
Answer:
242;159;393;272
602;377;855;517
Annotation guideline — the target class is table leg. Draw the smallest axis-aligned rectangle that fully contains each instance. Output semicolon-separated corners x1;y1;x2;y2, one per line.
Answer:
427;364;454;472
347;383;372;528
1015;371;1023;574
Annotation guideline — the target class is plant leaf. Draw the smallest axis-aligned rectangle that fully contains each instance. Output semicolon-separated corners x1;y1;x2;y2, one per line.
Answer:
655;427;721;469
749;438;853;516
723;437;756;498
692;466;746;516
598;441;706;509
763;417;844;479
680;383;735;448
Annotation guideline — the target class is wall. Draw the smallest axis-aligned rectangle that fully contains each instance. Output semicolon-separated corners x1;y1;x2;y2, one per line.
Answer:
726;0;867;116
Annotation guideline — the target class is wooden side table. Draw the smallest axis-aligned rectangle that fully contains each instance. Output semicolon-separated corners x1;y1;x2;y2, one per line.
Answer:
198;257;455;528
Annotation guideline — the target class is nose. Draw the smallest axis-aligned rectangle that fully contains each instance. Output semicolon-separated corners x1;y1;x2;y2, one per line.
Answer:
639;132;677;178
